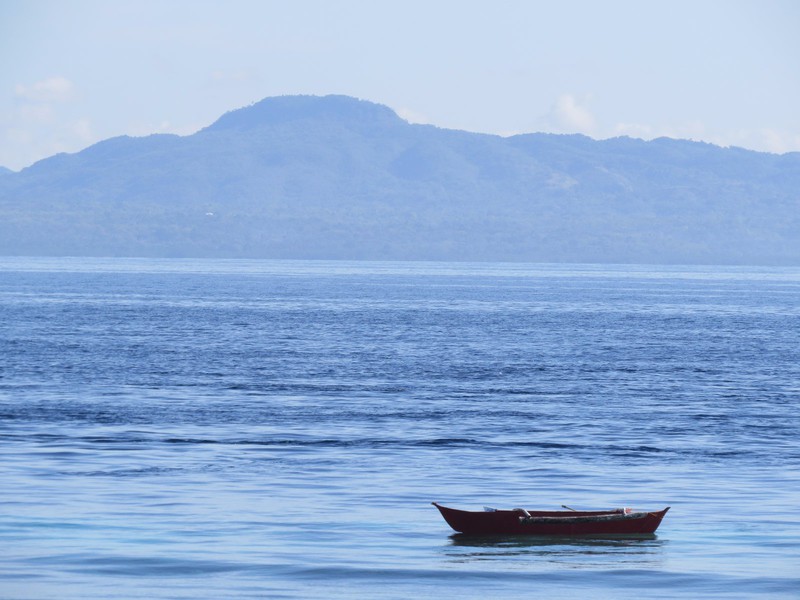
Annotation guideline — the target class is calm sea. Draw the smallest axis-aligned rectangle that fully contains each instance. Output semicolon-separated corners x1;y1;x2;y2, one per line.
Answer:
1;258;799;599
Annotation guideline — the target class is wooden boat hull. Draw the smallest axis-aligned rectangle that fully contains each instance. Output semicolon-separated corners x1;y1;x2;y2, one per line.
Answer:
432;503;669;536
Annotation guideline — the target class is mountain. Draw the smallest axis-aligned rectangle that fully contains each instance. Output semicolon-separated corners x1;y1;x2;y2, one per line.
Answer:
1;94;799;264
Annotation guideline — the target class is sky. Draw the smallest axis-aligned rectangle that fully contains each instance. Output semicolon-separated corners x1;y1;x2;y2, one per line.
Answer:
1;0;799;171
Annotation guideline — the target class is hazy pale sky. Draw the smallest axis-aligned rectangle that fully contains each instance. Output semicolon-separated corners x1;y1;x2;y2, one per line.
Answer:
2;0;799;170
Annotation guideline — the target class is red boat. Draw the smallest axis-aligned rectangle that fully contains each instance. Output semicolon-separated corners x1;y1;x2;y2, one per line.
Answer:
432;502;670;536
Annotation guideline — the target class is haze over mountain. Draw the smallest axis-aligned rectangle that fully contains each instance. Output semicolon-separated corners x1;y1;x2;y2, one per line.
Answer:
1;94;799;264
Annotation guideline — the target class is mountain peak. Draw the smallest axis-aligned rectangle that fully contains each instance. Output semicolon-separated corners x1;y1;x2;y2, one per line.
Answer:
204;94;403;132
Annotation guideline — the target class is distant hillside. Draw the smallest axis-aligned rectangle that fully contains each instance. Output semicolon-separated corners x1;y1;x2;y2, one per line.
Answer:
1;94;799;264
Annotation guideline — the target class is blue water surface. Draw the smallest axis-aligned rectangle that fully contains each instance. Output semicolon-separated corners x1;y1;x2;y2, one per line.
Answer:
1;258;799;599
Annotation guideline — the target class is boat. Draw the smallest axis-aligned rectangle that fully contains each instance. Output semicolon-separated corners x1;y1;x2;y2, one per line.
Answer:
432;502;670;536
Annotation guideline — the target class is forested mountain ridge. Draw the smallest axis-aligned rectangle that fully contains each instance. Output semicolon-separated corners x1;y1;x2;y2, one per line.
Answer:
1;94;799;264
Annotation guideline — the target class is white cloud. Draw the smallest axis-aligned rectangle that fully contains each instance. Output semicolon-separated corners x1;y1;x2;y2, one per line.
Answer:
0;117;98;170
396;107;432;125
0;77;93;168
610;120;800;154
545;94;596;135
720;128;800;154
545;98;796;153
14;76;75;103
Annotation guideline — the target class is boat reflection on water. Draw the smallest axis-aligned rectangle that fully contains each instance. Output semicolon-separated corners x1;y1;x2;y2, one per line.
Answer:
449;532;659;547
443;533;666;568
